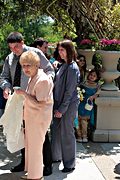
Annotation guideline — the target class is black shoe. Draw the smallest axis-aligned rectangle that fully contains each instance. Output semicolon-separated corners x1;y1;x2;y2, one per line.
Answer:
11;163;24;172
43;166;52;176
52;160;61;163
62;167;75;173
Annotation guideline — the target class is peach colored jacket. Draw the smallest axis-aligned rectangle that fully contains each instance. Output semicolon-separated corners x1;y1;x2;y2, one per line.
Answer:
24;69;53;123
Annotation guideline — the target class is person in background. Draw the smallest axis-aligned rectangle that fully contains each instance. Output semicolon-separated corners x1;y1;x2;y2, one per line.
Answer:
15;50;53;180
74;54;87;138
76;54;87;82
51;40;80;173
30;38;54;176
31;38;50;60
0;32;55;175
77;69;101;143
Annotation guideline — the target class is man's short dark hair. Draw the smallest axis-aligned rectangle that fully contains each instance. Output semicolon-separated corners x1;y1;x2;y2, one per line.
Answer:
31;38;48;48
7;32;24;43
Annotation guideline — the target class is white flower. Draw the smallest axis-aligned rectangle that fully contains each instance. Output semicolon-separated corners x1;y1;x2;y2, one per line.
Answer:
82;89;85;93
77;87;85;101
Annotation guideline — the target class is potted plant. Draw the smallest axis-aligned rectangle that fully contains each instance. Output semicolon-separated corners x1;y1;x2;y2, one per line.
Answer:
97;39;120;70
78;38;96;70
99;39;120;51
79;39;96;50
97;39;120;91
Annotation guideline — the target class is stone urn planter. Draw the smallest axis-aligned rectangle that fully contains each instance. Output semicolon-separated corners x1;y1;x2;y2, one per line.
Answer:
78;49;95;70
97;50;120;91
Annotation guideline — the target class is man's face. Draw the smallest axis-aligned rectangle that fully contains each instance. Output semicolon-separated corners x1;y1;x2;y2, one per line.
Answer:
8;41;24;56
38;42;48;54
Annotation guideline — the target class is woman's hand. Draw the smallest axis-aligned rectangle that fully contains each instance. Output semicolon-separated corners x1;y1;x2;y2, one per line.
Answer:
14;89;27;96
52;61;59;69
54;110;62;118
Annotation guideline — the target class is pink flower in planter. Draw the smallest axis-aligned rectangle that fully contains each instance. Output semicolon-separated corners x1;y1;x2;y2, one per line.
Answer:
99;39;120;51
79;39;96;50
80;39;92;45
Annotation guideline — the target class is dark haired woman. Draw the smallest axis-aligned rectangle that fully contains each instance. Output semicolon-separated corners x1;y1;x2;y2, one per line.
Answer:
51;40;80;173
76;54;87;82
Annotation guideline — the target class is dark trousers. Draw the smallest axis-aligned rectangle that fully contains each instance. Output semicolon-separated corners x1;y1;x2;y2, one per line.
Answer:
43;131;52;167
21;131;52;168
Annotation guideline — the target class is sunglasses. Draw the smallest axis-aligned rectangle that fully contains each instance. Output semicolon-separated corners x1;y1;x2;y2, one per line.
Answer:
78;59;85;62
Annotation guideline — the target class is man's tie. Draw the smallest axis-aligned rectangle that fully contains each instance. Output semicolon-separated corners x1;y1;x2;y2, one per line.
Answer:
13;59;21;87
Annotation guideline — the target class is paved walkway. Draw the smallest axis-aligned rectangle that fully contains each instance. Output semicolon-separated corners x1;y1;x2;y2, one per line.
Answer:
0;128;120;180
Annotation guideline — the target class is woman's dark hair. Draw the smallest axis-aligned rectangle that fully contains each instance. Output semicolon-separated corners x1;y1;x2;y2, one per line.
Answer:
53;43;60;59
77;54;85;61
87;69;101;82
7;32;23;43
52;43;63;63
58;40;76;64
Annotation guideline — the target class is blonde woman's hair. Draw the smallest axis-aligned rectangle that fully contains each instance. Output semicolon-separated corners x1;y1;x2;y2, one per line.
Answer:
20;51;40;66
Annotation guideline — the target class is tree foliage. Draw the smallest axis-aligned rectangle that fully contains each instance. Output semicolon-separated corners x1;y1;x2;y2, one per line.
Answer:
0;0;120;61
0;0;120;40
0;15;62;61
43;0;120;41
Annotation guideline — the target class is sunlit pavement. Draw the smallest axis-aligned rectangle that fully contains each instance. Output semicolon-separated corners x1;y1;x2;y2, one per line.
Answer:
0;127;120;180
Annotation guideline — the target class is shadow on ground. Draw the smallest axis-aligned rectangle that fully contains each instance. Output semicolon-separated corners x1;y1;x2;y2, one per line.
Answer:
82;141;120;156
0;173;20;180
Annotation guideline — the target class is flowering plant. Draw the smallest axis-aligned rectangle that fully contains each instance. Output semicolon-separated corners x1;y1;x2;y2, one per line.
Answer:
77;87;85;101
79;39;96;50
99;39;120;51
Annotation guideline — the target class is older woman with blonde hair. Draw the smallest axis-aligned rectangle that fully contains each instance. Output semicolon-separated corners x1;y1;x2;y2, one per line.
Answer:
15;50;53;180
